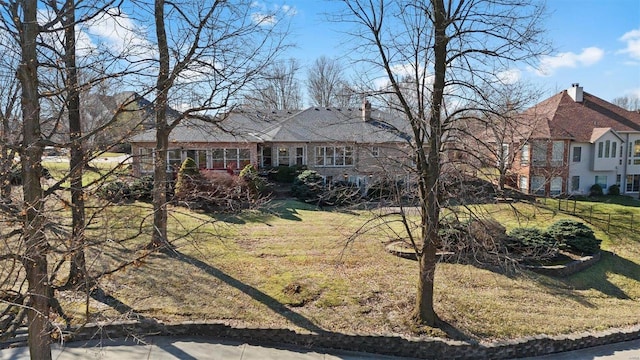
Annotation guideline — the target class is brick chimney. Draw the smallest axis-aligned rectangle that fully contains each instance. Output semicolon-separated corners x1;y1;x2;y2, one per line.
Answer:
568;83;583;102
362;99;372;121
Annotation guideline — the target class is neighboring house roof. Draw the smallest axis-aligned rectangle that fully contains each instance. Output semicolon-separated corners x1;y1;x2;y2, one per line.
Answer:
130;106;411;145
521;88;640;142
589;128;624;143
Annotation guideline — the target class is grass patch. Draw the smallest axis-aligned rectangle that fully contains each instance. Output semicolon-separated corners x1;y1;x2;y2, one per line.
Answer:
47;198;640;341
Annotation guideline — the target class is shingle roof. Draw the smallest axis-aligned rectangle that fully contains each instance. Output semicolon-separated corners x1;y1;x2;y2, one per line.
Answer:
521;89;640;142
130;106;411;144
266;107;411;143
129;109;297;143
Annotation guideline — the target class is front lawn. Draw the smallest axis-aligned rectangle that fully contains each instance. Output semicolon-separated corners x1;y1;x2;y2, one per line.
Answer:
54;198;640;341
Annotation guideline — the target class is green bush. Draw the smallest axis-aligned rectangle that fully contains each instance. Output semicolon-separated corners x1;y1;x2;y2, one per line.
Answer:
239;164;267;196
547;219;601;254
507;227;558;258
174;157;202;201
130;175;154;201
291;170;325;202
270;165;305;183
608;184;620;196
98;180;131;203
589;183;603;196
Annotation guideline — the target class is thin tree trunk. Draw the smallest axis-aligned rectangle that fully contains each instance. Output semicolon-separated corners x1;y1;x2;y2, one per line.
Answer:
63;0;89;289
413;0;447;326
16;0;52;357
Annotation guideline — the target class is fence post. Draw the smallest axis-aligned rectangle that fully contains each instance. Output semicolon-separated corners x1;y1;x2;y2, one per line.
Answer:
558;199;561;210
573;200;577;214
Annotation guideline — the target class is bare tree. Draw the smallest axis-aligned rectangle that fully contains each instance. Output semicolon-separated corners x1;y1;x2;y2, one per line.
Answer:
613;95;640;111
452;82;545;191
2;0;53;358
244;58;303;109
147;0;290;248
307;56;347;107
337;0;549;326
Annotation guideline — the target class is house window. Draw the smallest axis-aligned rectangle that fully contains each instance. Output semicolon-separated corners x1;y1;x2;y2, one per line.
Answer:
139;147;154;173
211;148;251;170
616;174;621;186
571;176;580;192
260;146;272;167
499;143;509;165
598;142;604;158
278;147;290;166
532;141;546;166
520;143;529;165
612;141;617;158
632;140;640;165
295;147;304;165
167;149;182;171
531;176;545;195
239;149;251;168
212;149;225;169
572;146;582;162
519;175;528;193
595;175;607;190
315;146;354;167
551;141;563;166
550;177;562;196
626;174;640;192
186;150;207;169
372;146;380;157
604;140;611;158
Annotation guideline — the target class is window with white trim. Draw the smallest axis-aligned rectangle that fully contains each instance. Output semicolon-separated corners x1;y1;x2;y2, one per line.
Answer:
571;176;580;191
315;146;354;167
520;143;529;165
626;174;640;192
550;177;562;195
572;146;581;162
531;176;545;195
532;142;546;166
551;141;563;166
211;148;251;170
278;147;290;166
595;175;607;190
167;149;182;171
139;147;154;173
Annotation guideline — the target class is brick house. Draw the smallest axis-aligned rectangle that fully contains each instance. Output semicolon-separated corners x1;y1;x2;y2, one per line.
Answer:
507;84;640;196
129;101;412;190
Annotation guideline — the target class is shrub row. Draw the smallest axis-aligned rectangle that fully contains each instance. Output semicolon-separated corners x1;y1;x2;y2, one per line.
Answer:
437;217;600;270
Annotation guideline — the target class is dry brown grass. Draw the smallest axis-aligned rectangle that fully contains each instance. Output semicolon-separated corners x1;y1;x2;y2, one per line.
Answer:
55;199;640;341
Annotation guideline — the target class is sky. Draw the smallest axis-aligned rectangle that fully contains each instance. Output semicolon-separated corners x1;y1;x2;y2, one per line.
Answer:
281;0;640;105
65;0;640;107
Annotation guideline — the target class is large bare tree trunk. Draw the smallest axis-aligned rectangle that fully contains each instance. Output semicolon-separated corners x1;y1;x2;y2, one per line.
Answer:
150;0;171;249
16;0;52;357
63;0;89;289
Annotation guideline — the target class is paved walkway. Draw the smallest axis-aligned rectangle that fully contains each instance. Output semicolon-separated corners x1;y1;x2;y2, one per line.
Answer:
0;336;418;360
1;336;639;359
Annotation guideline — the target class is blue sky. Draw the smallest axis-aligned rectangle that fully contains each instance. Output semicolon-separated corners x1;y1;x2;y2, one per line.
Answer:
281;0;640;104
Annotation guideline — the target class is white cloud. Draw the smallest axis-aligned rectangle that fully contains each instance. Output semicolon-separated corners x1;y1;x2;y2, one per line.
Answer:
251;13;277;26
250;2;297;26
533;47;604;76
619;28;640;60
496;69;521;84
84;8;154;60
